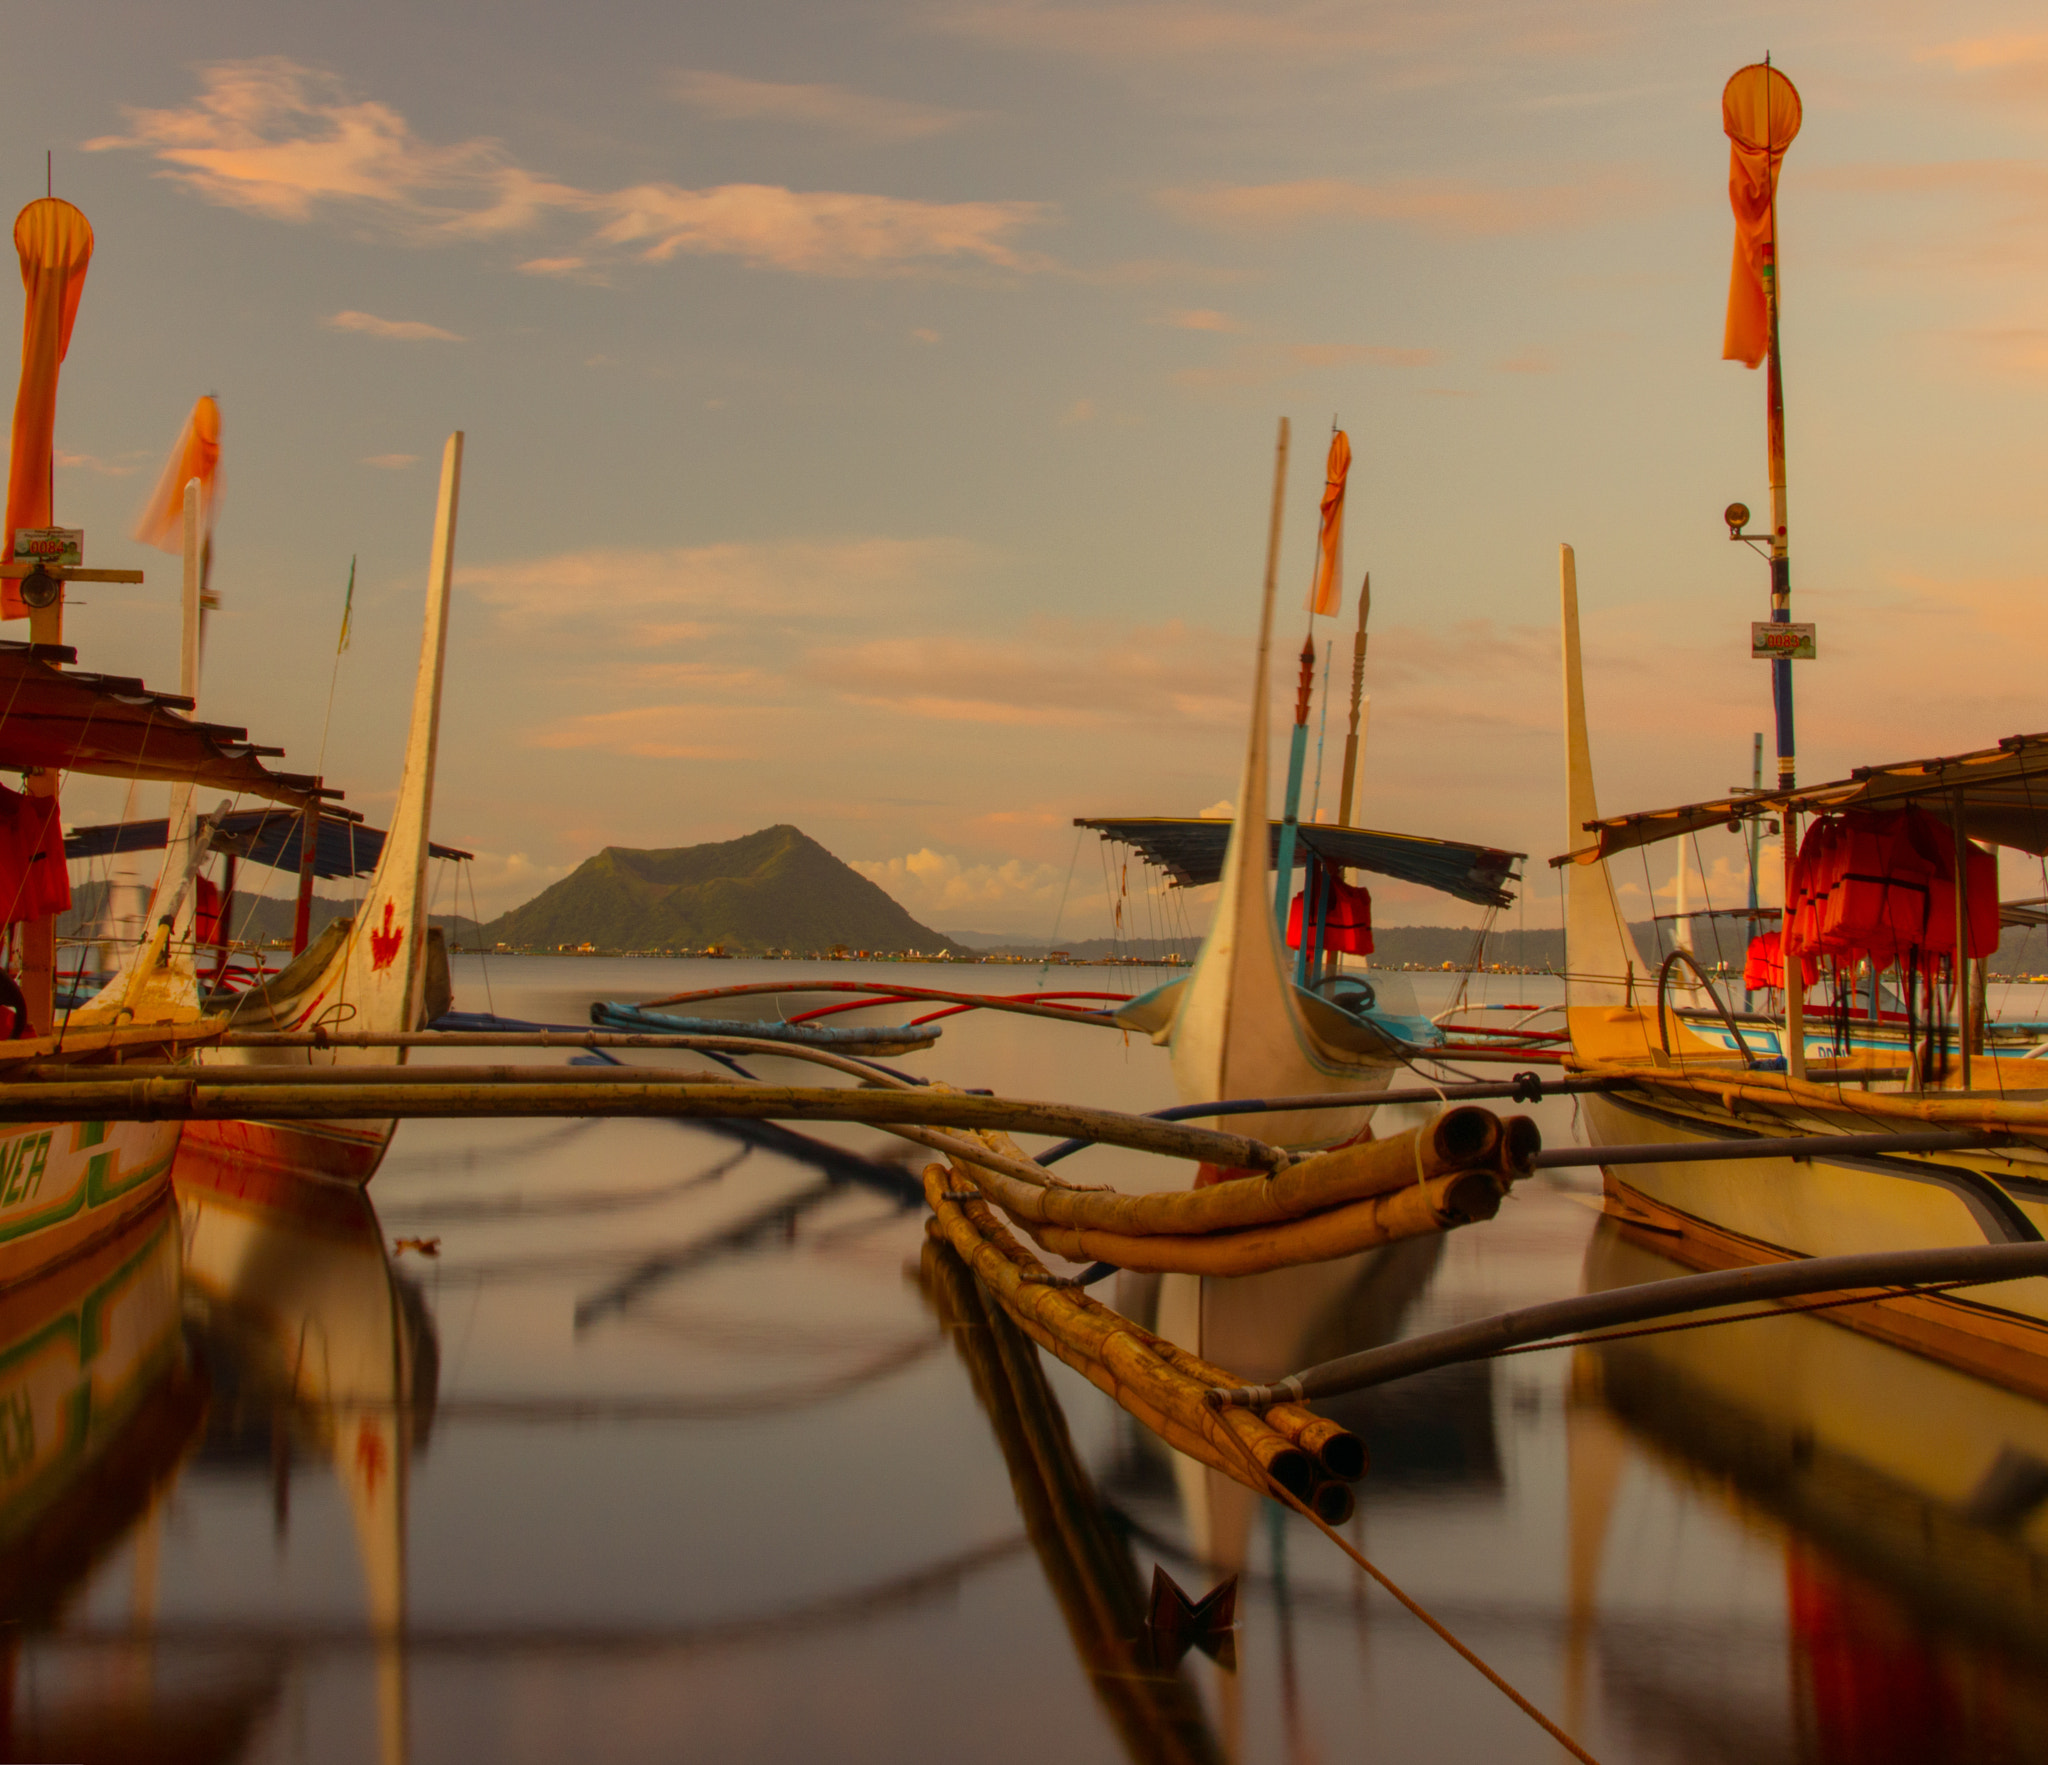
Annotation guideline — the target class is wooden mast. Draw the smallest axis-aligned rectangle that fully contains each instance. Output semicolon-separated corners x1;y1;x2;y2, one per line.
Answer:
1335;574;1369;827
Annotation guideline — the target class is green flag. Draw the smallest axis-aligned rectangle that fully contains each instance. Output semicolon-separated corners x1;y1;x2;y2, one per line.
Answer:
337;555;355;653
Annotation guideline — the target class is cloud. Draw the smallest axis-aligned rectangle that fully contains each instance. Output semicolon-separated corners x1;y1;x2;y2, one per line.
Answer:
1920;33;2048;102
55;449;146;476
668;70;975;140
849;848;1067;917
1158;175;1634;237
459;850;576;918
459;536;985;640
911;327;942;344
1060;397;1095;424
361;452;419;469
1172;341;1437;390
585;182;1048;276
816;617;1243;730
1157;307;1246;332
88;58;1051;279
935;2;1406;59
524;704;768;760
325;309;463;341
1942;326;2048;376
1493;348;1557;373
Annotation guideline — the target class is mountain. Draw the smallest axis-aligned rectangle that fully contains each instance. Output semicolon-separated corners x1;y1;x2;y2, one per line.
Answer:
479;825;952;954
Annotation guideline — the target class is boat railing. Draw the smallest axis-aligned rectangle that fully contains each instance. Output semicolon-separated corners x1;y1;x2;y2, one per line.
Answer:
1657;948;1763;1069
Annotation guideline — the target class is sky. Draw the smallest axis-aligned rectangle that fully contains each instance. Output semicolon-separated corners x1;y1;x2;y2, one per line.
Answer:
11;0;2048;940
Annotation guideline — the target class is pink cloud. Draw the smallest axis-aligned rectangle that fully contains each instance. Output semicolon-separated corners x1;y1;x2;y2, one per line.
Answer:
89;58;1051;279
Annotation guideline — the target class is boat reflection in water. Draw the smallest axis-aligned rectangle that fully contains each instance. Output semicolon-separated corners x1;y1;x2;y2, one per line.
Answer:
0;1140;433;1761
177;1140;438;1765
0;1193;253;1759
1572;1220;2048;1762
918;1237;1227;1765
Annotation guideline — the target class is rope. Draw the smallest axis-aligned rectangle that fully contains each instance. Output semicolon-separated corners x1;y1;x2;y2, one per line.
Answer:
1207;1422;1603;1764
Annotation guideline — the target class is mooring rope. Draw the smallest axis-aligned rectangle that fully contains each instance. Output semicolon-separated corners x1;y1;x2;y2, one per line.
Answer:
1210;1424;1604;1765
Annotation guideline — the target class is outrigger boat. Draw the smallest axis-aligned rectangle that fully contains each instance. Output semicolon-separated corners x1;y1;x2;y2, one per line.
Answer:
1557;544;2048;1395
1088;419;1523;1158
1553;59;2048;1396
180;433;468;1185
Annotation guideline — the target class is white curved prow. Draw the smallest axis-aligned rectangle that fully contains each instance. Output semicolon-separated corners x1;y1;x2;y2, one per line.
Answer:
331;433;462;1059
1560;544;1654;1059
1169;420;1311;1124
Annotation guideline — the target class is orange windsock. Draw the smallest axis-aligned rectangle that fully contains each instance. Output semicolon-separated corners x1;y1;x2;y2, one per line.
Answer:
4;199;93;620
1721;64;1801;369
1307;428;1350;616
132;396;222;553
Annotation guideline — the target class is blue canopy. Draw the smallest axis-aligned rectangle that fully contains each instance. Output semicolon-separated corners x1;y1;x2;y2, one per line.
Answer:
65;808;471;881
1075;817;1520;910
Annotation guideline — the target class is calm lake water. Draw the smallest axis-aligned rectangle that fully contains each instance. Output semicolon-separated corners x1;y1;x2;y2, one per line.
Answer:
7;956;2047;1762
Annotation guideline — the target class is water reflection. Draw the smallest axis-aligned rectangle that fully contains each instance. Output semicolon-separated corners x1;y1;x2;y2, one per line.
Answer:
177;1144;435;1765
15;958;2048;1760
918;1237;1227;1765
0;1194;252;1760
1576;1221;2048;1763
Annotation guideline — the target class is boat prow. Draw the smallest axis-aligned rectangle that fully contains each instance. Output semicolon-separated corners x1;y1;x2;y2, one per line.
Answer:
1166;430;1391;1156
189;433;466;1185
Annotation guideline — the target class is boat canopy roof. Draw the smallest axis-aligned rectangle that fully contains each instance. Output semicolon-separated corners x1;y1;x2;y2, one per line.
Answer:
0;640;323;805
1554;729;2048;868
65;806;472;879
1076;817;1521;909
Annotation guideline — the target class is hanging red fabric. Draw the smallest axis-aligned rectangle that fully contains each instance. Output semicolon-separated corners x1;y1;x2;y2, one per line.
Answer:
195;875;222;946
1286;877;1373;955
1789;807;1997;967
1744;929;1817;992
0;783;69;924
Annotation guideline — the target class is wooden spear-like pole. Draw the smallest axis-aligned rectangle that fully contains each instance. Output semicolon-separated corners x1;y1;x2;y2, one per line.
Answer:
1335;573;1369;827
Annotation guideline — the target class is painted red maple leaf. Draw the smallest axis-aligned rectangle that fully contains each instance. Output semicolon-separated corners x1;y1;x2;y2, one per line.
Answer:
369;899;405;972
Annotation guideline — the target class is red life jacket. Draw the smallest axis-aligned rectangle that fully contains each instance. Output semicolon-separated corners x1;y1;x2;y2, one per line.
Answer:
1744;929;1818;991
1286;877;1373;956
1790;807;1996;966
0;784;70;925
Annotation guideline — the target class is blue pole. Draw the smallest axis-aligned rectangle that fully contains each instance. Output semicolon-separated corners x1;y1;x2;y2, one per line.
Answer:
1273;637;1317;933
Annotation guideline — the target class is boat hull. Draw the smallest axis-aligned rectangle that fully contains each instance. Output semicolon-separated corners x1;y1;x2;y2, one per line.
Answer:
0;1119;181;1285
1583;1088;2048;1395
178;1115;395;1188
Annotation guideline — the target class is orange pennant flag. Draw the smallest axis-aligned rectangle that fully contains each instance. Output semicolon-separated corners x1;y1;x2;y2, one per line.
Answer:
1307;428;1350;616
1721;64;1801;369
4;199;93;620
132;396;222;553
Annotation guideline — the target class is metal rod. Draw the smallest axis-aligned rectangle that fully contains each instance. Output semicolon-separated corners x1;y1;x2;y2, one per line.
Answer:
1214;1239;2048;1408
1528;1128;1993;1169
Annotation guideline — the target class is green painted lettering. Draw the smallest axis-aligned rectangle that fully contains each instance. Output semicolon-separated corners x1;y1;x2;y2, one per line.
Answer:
0;1389;32;1477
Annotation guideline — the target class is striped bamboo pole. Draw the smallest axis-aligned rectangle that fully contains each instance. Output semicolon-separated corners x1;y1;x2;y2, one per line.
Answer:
938;1105;1531;1243
923;1164;1362;1500
937;1123;1371;1475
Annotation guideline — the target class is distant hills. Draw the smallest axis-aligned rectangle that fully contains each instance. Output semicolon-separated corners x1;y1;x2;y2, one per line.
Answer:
59;880;480;950
479;825;952;955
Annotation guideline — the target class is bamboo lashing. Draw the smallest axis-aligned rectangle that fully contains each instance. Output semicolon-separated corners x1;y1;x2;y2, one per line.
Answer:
937;1105;1535;1270
922;1161;1366;1502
